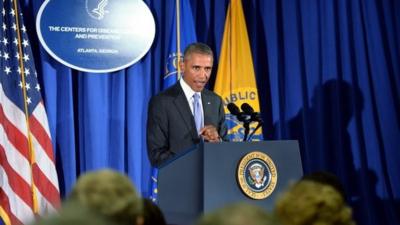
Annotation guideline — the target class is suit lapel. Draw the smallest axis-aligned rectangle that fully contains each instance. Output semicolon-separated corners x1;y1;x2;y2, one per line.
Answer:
172;84;198;138
202;91;213;125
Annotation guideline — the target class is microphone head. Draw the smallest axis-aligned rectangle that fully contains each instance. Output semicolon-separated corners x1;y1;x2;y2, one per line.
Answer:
241;103;254;114
241;103;263;123
227;103;241;116
227;103;250;122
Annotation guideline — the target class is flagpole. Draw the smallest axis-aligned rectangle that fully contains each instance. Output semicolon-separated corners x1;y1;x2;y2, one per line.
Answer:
12;0;39;214
228;1;233;96
176;0;181;80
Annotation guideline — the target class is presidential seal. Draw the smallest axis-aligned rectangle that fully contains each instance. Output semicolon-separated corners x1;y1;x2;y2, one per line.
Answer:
237;151;277;199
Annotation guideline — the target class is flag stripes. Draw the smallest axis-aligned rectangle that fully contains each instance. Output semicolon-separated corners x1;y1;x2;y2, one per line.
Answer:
0;189;22;225
0;170;33;224
0;146;32;207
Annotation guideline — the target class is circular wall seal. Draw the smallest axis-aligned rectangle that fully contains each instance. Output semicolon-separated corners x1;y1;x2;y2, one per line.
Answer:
36;0;155;73
237;151;277;199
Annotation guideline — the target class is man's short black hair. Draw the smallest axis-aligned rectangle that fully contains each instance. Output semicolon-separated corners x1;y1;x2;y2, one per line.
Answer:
183;42;213;61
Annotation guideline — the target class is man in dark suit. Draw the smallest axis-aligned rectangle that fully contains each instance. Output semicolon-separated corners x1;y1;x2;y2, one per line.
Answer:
147;43;227;167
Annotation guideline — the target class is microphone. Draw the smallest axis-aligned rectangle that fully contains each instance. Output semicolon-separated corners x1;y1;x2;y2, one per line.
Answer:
227;103;250;122
227;102;251;142
241;103;262;122
240;103;263;141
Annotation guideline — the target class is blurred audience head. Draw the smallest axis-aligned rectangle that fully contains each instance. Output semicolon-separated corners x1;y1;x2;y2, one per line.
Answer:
68;169;143;225
31;201;116;225
301;171;347;200
275;180;355;225
142;198;167;225
196;202;279;225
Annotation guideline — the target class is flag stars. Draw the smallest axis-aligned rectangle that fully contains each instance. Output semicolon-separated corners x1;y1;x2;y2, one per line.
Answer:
15;67;31;76
4;66;11;75
23;54;29;62
24;68;30;76
3;52;9;60
2;37;8;45
10;8;15;17
2;4;45;113
22;39;29;47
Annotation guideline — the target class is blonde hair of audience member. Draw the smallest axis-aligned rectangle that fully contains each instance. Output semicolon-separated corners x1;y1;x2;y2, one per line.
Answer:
196;202;279;225
275;180;355;225
31;201;117;225
68;169;143;225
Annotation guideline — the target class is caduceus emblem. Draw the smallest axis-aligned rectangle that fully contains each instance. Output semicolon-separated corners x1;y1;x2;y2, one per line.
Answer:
86;0;109;20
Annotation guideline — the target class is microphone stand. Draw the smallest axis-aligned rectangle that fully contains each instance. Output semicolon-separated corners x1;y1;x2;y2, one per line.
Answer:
242;121;250;142
247;121;263;141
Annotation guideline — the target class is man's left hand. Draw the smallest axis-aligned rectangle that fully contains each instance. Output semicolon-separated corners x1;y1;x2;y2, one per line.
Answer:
199;125;221;142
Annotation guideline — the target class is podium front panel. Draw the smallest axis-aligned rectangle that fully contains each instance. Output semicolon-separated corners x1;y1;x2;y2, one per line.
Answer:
158;145;203;225
203;140;303;213
157;141;303;224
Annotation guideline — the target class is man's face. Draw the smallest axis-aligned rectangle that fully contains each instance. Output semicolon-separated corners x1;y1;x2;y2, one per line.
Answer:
180;53;213;92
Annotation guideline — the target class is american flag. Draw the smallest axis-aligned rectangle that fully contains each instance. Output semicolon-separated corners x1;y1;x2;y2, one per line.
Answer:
0;0;60;224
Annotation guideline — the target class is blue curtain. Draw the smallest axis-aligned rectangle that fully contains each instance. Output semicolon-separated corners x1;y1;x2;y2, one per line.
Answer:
20;0;399;224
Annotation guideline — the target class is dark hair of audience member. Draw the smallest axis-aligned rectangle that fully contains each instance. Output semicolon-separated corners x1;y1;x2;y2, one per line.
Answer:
142;198;167;225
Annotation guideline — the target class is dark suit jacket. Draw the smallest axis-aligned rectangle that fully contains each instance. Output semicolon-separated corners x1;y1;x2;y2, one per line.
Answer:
147;82;227;167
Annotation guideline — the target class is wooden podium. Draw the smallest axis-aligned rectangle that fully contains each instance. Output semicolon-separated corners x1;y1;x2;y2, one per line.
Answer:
157;140;303;225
